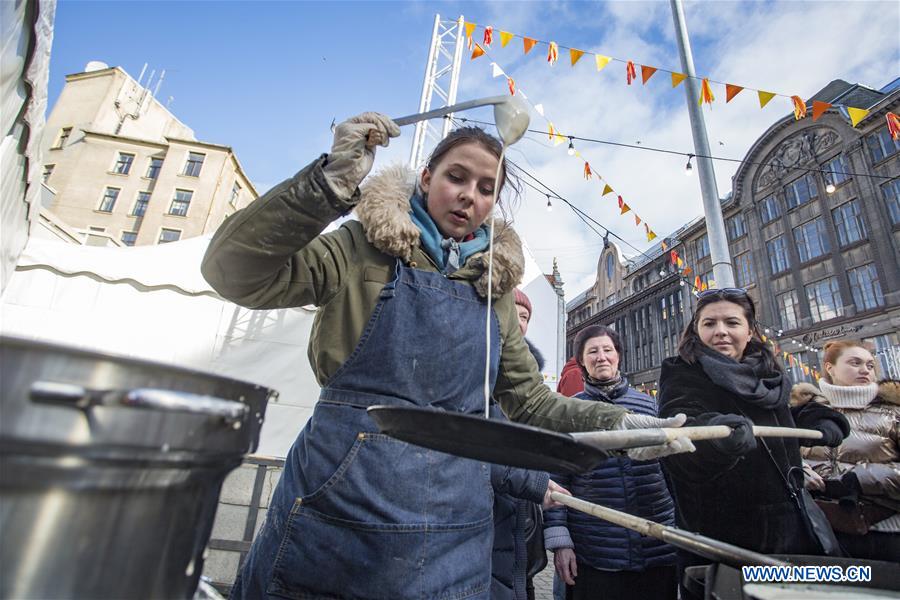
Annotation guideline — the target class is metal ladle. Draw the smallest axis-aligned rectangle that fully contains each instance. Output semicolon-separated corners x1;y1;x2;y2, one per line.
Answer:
390;95;530;145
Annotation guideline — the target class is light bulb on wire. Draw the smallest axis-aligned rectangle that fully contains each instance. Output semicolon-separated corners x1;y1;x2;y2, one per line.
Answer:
546;195;553;212
567;138;575;156
826;183;836;194
684;154;694;176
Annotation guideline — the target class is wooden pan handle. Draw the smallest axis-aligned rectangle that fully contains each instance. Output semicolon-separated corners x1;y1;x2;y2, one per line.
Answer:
571;425;822;450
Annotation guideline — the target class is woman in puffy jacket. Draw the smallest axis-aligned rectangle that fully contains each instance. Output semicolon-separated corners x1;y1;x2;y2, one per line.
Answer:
792;339;899;561
544;325;678;600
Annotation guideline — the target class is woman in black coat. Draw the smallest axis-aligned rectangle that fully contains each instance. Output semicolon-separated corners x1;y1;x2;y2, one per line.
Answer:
657;289;850;599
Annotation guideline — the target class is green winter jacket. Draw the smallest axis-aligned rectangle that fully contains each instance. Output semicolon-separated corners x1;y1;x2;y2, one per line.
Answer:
201;155;626;433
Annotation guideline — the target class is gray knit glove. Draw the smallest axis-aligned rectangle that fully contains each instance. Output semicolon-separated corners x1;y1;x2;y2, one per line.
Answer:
323;112;400;199
617;413;697;460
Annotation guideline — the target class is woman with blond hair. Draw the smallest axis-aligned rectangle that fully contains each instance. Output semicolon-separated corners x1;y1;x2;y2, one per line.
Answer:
792;339;900;561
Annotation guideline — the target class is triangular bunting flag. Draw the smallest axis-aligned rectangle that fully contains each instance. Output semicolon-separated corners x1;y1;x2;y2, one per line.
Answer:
500;31;514;47
670;250;679;265
470;44;485;60
548;41;559;65
570;48;585;66
661;240;668;251
491;63;504;78
847;107;870;127
595;55;612;71
641;65;657;84
758;90;775;109
464;22;476;39
725;84;743;103
601;184;613;196
701;281;708;292
812;100;831;121
507;77;516;96
523;37;537;55
676;257;684;268
548;123;555;141
694;275;701;289
791;96;807;120
482;26;493;46
620;203;631;215
534;104;544;116
583;162;592;179
887;113;900;140
626;60;637;85
699;78;715;106
646;225;657;242
683;266;692;276
634;214;641;226
554;132;566;146
671;72;687;88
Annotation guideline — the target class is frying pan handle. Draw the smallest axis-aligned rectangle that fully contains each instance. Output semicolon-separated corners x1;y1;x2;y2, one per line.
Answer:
391;95;510;126
30;381;248;425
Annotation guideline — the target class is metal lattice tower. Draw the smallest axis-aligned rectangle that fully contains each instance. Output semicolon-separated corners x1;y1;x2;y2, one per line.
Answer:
408;14;465;170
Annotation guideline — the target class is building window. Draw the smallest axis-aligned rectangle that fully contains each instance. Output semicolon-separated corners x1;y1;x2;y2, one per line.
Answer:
230;181;242;207
121;231;138;246
831;200;867;246
776;290;800;331
805;277;843;323
787;352;811;384
146;157;163;179
766;235;790;274
865;127;900;163
695;234;710;260
42;164;55;183
182;152;205;177
132;191;151;217
734;252;753;287
700;270;714;289
848;264;884;312
726;213;747;240
113;152;134;175
169;189;193;216
881;179;900;225
758;194;781;224
53;127;72;149
158;228;181;244
793;217;830;263
785;174;818;210
823;154;850;188
98;187;120;212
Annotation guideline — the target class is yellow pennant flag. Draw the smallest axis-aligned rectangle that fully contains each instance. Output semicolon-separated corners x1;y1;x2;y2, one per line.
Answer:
523;37;537;55
554;132;566;146
570;48;585;66
500;31;514;47
641;65;658;84
671;72;687;88
699;78;715;106
470;44;485;60
601;184;613;196
758;90;775;109
620;203;631;215
725;84;743;103
464;22;476;39
595;55;612;71
791;96;807;120
847;107;870;127
646;229;657;242
812;101;831;121
661;240;668;251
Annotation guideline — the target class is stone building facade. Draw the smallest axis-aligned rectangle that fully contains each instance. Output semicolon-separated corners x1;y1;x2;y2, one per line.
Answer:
566;79;900;393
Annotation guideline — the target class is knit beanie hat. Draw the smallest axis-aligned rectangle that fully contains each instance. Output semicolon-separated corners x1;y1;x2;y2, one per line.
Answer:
514;288;532;322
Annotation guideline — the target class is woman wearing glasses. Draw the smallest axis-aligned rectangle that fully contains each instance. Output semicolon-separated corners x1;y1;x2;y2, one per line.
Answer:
657;288;849;598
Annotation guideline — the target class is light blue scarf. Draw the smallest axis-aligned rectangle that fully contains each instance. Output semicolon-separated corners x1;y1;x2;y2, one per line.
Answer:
409;193;489;274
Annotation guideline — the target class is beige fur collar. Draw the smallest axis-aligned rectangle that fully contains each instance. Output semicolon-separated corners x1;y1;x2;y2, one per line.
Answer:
354;164;524;299
878;379;900;406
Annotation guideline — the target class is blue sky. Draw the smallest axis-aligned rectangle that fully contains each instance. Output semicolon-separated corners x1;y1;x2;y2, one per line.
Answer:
49;1;900;296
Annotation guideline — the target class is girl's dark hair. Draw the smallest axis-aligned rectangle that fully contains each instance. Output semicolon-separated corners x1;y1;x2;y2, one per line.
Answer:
424;126;521;219
677;291;780;373
573;325;622;367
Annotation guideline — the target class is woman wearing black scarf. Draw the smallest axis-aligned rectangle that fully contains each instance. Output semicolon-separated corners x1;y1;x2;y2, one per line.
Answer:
658;289;849;599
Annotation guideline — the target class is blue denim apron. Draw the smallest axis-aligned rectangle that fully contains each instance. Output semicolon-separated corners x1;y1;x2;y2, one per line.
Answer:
233;260;501;600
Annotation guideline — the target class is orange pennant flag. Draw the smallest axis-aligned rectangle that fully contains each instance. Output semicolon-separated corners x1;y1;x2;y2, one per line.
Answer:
470;44;485;60
812;101;831;121
499;31;514;47
507;77;516;96
523;37;537;55
683;266;692;276
482;26;493;46
601;184;613;196
626;60;637;85
634;214;641;226
758;90;775;109
803;365;810;376
701;281;708;292
887;113;900;140
725;84;743;103
847;107;870;127
570;48;585;66
595;55;612;71
694;275;701;289
620;203;631;215
641;65;657;84
548;123;555;141
671;72;687;88
699;78;715;106
547;41;559;65
583;162;592;179
791;95;807;120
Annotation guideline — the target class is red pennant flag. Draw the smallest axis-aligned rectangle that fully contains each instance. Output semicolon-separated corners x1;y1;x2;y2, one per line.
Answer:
483;26;493;47
583;162;592;179
887;113;900;140
471;44;485;60
725;84;743;103
812;101;831;121
670;250;679;265
694;275;701;289
626;61;637;85
634;214;641;226
791;96;807;120
617;195;624;209
547;42;559;65
507;77;516;96
641;65;657;84
523;37;537;55
699;78;715;106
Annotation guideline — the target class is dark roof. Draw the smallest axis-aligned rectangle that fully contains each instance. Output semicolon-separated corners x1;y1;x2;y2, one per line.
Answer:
808;79;886;110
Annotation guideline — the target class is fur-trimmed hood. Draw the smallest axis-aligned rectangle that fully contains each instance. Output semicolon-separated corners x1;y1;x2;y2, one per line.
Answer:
790;379;900;407
355;164;524;298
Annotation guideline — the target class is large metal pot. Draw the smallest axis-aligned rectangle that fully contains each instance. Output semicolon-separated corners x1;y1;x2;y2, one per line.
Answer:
0;336;275;599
